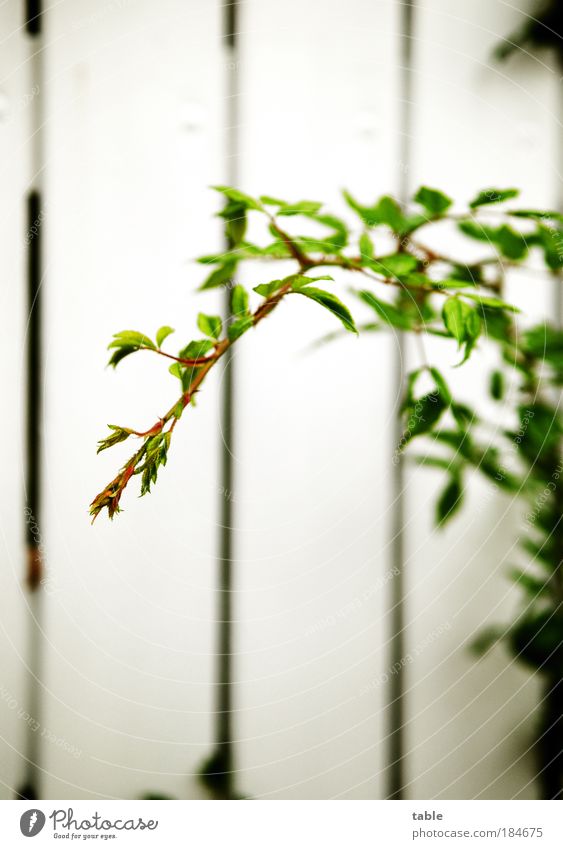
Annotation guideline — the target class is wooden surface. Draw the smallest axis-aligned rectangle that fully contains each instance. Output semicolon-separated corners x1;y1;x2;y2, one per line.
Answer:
0;0;558;799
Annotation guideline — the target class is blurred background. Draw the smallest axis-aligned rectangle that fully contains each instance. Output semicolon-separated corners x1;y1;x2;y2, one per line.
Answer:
0;0;561;800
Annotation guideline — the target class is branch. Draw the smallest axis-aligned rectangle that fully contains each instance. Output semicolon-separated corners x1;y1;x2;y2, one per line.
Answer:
90;283;292;521
92;189;557;522
139;345;218;366
268;216;312;270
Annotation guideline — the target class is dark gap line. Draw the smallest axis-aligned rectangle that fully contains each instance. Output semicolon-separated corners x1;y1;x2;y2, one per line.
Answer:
25;0;42;36
387;0;416;802
17;0;44;802
200;0;239;801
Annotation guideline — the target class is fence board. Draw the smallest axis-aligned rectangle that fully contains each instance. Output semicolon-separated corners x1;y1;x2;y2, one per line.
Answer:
0;0;35;800
403;0;558;799
42;0;224;799
234;0;401;799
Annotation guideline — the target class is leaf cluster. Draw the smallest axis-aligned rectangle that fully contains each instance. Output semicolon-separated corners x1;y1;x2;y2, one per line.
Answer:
92;182;561;684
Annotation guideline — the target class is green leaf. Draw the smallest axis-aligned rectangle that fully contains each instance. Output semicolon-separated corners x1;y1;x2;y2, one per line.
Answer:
228;314;254;341
211;185;263;211
106;329;156;368
465;310;482;338
402;391;448;442
509;569;549;598
231;284;249;316
359;232;374;259
286;211;348;254
199;256;238;290
289;274;333;290
429;367;453;405
537;224;563;270
402;367;424;410
469;188;519;208
397;273;474;292
479;305;513;343
452;403;476;429
197;313;222;340
509;610;563;674
97;424;134;454
369;253;418;277
312;215;348;251
107;346;137;369
138;432;172;497
392;272;428;288
431;278;477;290
460;219;529;260
108;330;155;350
514;402;562;461
168;362;183;380
435;476;463;526
156;326;175;347
413;186;453;216
448;263;485;285
462;292;519;312
490;369;505;401
197;253;226;265
510;209;563;224
515;210;563;226
172;399;185;420
458;219;499;244
293;235;341;253
237;240;290;260
357;290;414;330
179;339;214;359
524;324;563;366
372;196;406;231
442;298;471;345
413;455;454;471
494;224;528;260
253;274;332;299
257;240;292;258
259;194;287;206
520;536;554;567
180;365;200;393
442;297;481;364
253;280;283;297
343;190;406;232
277;199;323;216
294;287;357;333
458;309;481;364
219;203;247;245
458;219;528;259
425;328;452;339
401;213;430;234
470;626;505;656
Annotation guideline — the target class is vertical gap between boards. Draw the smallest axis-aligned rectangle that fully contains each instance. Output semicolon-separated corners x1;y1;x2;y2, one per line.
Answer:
19;0;44;802
387;0;416;802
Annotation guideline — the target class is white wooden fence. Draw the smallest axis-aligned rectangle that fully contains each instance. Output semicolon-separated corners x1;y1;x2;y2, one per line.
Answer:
0;0;559;799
